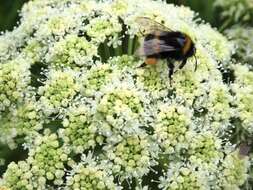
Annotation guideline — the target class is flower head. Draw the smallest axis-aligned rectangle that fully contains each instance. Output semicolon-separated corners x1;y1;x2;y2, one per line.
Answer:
38;69;80;116
103;134;157;180
60;104;103;153
154;104;192;154
46;34;97;69
0;58;31;112
28;133;68;185
66;155;119;190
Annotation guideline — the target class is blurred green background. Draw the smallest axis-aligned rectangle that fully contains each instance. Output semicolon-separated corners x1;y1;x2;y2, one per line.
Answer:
0;0;217;31
0;0;28;31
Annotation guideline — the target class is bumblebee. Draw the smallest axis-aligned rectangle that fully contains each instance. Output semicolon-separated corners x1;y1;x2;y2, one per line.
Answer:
136;17;197;81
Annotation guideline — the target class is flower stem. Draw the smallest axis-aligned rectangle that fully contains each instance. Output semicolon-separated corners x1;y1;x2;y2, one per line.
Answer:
103;43;111;60
114;45;122;56
135;178;142;189
219;17;233;32
133;36;139;54
128;36;134;55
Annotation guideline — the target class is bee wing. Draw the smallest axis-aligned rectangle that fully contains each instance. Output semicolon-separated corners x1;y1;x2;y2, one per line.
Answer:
136;39;177;56
135;17;173;35
239;143;251;156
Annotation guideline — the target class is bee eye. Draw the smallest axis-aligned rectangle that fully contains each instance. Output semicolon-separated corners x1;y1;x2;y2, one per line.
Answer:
177;38;185;46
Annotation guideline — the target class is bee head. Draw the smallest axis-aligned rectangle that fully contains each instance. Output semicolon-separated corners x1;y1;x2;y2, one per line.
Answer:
186;42;196;58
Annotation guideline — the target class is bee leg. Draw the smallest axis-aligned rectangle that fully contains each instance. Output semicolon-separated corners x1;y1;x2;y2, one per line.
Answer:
179;59;187;69
138;62;146;68
194;55;198;71
167;61;174;85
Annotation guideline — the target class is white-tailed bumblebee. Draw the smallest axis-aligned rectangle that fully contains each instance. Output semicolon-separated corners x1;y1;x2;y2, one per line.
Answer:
136;17;197;81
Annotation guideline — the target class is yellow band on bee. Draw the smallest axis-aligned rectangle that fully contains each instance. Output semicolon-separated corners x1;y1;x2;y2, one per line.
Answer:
145;58;158;65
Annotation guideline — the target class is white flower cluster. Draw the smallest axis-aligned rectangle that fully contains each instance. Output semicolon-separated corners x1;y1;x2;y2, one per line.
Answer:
231;64;253;133
80;63;118;96
0;58;31;112
154;104;192;154
159;163;210;190
103;134;157;180
0;0;252;189
96;83;148;137
0;98;43;149
66;162;118;190
28;133;68;183
38;69;80;116
60;104;103;154
225;27;253;64
219;150;250;190
1;161;35;190
46;34;98;68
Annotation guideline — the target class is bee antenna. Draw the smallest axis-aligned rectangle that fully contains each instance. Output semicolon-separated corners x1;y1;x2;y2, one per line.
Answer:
194;55;197;72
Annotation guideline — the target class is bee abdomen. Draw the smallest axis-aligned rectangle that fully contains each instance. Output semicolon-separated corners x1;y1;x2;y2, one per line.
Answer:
145;58;158;65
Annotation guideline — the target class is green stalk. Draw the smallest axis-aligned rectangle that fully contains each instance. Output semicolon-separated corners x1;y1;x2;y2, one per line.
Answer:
31;73;40;79
133;36;139;55
219;17;233;32
114;45;122;56
103;43;111;60
135;178;142;189
98;46;106;62
127;36;134;55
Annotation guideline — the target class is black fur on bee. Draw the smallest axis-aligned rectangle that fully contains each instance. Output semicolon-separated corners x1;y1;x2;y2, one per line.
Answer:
136;17;197;82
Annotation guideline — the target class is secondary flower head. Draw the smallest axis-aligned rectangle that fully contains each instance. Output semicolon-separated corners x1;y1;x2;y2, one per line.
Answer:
0;98;43;149
154;104;192;154
214;0;253;24
159;163;209;190
1;161;34;190
80;62;119;97
0;58;31;112
46;34;98;69
38;69;80;116
231;64;253;133
103;134;157;180
66;154;119;190
95;80;150;139
28;133;68;185
219;149;250;189
59;104;104;154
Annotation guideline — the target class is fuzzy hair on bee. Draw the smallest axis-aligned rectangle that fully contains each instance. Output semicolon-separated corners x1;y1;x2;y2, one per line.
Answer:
135;17;197;83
